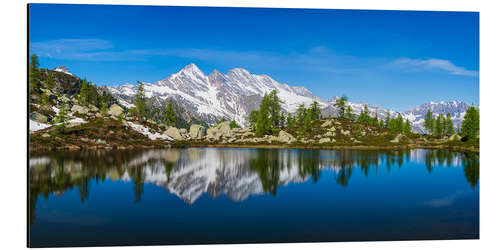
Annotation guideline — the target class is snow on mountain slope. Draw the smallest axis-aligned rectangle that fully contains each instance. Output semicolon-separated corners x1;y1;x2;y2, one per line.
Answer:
106;63;473;132
53;65;73;76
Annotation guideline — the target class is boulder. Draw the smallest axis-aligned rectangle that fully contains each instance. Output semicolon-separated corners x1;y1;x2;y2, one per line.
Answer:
88;105;99;112
278;130;296;144
164;127;183;140
108;104;123;117
341;129;350;136
321;120;333;127
390;134;403;143
29;111;48;123
189;124;206;139
206;121;232;140
325;131;335;137
449;134;462;141
319;138;331;144
328;126;336;132
206;127;220;140
242;131;255;138
179;128;188;134
71;105;89;115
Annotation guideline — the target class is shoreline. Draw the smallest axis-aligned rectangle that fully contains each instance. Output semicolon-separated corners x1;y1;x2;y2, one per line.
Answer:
29;141;479;154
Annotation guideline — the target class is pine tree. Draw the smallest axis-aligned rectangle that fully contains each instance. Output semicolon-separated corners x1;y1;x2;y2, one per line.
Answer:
334;95;348;118
163;100;177;126
256;92;272;136
403;119;411;133
424;109;434;134
396;113;404;132
434;114;444;136
79;78;89;105
461;106;479;139
40;92;50;109
345;105;354;120
29;54;41;91
268;90;282;128
296;103;307;124
286;113;295;129
100;100;108;115
56;101;69;125
134;82;146;119
46;71;54;89
249;110;259;130
384;110;391;128
309;101;321;120
445;113;454;135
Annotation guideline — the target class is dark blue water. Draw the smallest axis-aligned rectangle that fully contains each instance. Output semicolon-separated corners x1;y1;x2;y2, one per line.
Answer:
28;148;479;247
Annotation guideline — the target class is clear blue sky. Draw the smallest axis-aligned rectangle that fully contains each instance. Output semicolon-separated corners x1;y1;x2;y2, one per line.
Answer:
29;4;479;111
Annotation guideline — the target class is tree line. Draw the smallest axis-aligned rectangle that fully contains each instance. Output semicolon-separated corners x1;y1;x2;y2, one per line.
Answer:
424;107;479;139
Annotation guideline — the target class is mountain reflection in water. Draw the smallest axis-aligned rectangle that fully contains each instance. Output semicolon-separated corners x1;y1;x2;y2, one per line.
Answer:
29;148;479;226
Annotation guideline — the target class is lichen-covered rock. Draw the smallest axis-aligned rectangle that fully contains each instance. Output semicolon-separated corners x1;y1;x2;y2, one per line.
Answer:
341;129;350;136
189;124;205;139
328;126;336;132
319;138;331;144
390;134;403;143
71;105;89;115
29;111;48;123
321;120;333;127
206;121;232;140
277;130;297;143
108;104;123;117
325;131;335;137
164;127;183;140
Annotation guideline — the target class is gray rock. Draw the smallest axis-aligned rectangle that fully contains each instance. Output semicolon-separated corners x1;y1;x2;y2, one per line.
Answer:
328;126;336;132
321;120;333;128
71;105;88;115
164;127;183;140
179;128;188;134
30;111;48;123
206;121;232;140
108;104;124;117
278;131;296;143
325;131;335;137
41;133;50;138
189;124;206;139
390;134;403;143
341;129;350;136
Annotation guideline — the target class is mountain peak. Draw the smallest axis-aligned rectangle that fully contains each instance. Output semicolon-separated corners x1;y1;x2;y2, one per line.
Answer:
53;65;73;76
179;63;205;77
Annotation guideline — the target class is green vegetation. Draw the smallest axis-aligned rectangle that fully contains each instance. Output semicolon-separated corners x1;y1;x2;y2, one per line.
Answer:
29;54;41;92
230;119;241;129
163;100;177;126
461;106;479;139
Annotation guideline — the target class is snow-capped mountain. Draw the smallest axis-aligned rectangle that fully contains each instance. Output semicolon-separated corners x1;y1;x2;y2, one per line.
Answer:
106;63;473;132
107;64;329;125
53;65;73;76
401;101;471;133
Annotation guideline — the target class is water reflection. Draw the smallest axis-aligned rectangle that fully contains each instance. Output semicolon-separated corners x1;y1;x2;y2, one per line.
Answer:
29;148;479;225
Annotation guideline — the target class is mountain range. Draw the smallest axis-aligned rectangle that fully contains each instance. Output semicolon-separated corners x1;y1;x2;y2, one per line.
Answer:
105;63;472;133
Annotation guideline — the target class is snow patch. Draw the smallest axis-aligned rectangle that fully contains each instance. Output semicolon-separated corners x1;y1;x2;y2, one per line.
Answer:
127;121;173;140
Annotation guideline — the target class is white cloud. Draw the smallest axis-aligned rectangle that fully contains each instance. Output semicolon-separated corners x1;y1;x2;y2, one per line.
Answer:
391;58;478;77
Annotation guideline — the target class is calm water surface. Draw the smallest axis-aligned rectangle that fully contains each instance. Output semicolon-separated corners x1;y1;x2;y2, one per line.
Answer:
28;148;479;247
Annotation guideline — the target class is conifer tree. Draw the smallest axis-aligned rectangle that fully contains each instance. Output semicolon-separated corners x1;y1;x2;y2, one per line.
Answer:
434;114;444;136
296;103;307;125
100;100;108;115
46;71;54;89
445;113;454;135
461;106;479;139
134;82;146;119
256;92;272;136
309;101;321;120
56;101;69;125
396;113;404;132
40;92;50;109
403;119;411;133
79;78;89;105
334;95;348;118
424;109;434;134
384;110;391;128
268;90;282;128
29;54;41;91
230;119;241;129
163;100;177;126
249;110;259;130
286;113;295;129
345;105;354;120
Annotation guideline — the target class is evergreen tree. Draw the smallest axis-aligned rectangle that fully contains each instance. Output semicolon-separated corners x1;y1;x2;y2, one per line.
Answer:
296;103;307;124
46;71;54;89
334;95;348;118
286;113;295;128
445;113;454;135
56;101;69;125
163;100;177;126
249;110;259;129
345;105;354;120
29;54;41;91
40;92;50;109
403;119;412;133
230;119;241;129
384;110;391;128
396;113;404;132
309;101;321;120
434;114;444;136
134;82;146;119
256;92;272;136
357;104;370;124
424;109;434;134
268;90;282;128
461;106;479;139
100;100;108;114
79;78;89;105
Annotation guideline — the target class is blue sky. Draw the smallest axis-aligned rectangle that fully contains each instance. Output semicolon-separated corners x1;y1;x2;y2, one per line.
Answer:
29;4;479;111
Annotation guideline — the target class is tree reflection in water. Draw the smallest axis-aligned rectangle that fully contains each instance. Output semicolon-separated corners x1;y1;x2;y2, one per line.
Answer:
29;148;479;225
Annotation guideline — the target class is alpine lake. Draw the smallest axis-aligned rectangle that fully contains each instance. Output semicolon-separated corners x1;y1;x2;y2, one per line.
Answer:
28;147;479;247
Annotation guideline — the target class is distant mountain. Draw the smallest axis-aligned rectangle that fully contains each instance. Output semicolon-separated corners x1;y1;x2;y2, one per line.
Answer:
106;63;473;132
